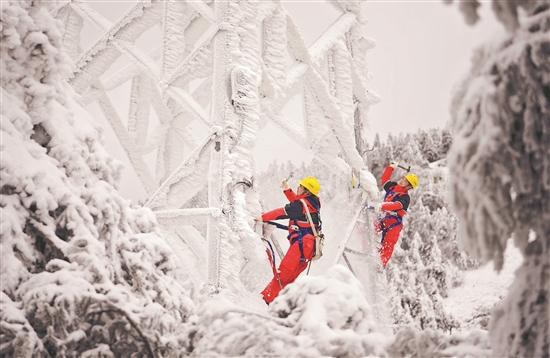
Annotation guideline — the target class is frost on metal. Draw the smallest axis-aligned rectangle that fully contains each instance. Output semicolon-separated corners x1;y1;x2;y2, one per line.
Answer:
51;0;379;299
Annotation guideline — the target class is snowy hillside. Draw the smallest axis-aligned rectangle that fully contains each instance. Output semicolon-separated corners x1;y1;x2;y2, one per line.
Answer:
444;244;522;329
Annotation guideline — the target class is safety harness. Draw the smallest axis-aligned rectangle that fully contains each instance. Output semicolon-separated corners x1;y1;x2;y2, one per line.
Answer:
265;222;313;263
378;216;402;245
265;196;322;263
291;226;314;263
377;187;405;245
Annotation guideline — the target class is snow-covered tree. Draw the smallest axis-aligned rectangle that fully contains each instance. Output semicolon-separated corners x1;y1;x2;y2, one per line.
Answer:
447;1;550;356
366;128;452;181
0;2;193;355
440;129;453;156
189;266;390;357
365;129;471;332
386;230;460;332
416;130;439;163
391;134;428;169
388;326;491;358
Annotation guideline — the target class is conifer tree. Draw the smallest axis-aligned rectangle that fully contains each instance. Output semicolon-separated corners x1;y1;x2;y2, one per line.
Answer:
447;1;550;356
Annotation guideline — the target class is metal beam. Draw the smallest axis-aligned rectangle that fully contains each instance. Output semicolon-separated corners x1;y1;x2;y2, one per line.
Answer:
154;207;222;219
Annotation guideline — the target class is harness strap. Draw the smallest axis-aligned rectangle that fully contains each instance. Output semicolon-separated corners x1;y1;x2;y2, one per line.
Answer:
304;196;321;212
299;199;320;237
299;199;323;264
265;221;288;230
378;186;405;246
266;199;320;263
289;227;313;263
380;216;402;245
297;237;305;263
265;220;310;230
266;219;312;263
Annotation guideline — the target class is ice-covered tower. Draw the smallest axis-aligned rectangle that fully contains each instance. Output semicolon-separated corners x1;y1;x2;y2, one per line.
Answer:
55;0;379;296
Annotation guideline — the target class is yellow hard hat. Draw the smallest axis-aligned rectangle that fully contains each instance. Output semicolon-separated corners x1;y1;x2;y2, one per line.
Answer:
299;176;321;196
404;173;419;189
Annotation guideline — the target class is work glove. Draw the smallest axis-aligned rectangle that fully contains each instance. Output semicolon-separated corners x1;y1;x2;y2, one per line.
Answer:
281;179;290;190
389;161;399;169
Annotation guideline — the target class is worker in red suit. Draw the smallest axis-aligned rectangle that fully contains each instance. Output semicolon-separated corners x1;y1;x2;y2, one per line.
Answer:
374;161;419;267
256;176;321;304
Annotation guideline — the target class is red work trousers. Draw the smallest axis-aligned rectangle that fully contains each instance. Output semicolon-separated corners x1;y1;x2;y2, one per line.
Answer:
261;234;315;304
379;225;402;267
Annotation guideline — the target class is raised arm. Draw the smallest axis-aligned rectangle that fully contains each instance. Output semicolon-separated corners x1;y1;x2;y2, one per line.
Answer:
381;165;395;186
283;188;298;202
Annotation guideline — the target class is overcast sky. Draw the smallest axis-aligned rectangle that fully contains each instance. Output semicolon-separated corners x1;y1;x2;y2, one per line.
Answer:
362;1;503;141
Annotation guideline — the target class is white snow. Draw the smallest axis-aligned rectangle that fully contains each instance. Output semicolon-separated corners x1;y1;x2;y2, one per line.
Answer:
190;265;391;357
4;0;546;356
443;242;522;325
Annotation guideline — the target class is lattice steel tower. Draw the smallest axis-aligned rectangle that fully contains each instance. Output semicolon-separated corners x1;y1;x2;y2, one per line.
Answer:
56;0;379;294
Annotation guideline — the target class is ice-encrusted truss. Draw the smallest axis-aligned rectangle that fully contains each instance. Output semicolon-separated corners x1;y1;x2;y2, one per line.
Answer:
54;0;379;294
